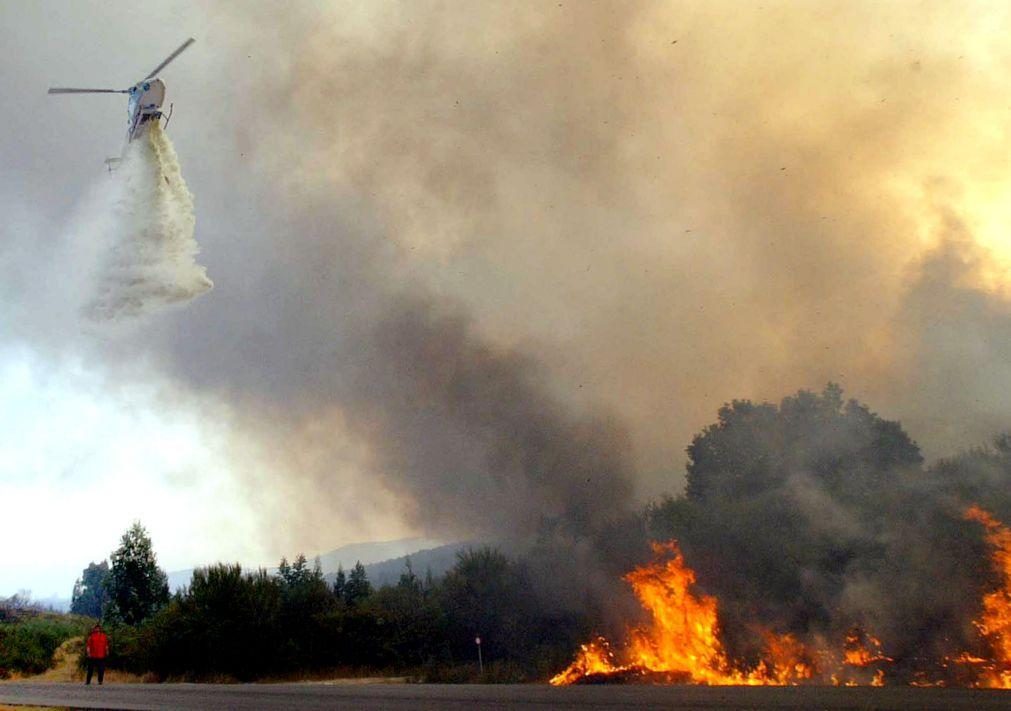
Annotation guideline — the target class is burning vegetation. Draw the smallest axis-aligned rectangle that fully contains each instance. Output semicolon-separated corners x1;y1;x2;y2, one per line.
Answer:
962;506;1011;688
550;386;1011;688
551;518;1011;687
551;542;890;686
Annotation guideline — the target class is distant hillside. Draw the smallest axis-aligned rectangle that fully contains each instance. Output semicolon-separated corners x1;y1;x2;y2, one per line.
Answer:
165;537;446;592
32;595;70;613
317;537;445;575
0;594;70;614
339;542;473;588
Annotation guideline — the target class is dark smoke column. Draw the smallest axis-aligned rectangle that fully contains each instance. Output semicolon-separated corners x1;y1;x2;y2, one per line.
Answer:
344;295;636;543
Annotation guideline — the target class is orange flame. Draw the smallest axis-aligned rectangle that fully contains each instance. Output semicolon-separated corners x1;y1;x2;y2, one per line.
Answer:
622;541;743;685
554;511;1011;687
548;637;632;685
550;541;824;686
964;505;1011;688
843;628;892;667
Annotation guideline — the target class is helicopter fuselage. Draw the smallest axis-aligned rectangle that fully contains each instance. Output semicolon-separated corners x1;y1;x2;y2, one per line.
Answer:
126;78;166;141
47;36;193;158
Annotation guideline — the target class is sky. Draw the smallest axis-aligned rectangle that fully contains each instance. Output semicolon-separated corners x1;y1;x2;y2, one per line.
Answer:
5;0;1011;598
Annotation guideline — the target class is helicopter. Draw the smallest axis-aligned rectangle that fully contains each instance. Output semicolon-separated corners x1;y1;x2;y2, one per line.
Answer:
48;38;195;152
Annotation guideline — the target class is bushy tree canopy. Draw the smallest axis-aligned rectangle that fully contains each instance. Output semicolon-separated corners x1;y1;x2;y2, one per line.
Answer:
650;384;994;671
70;561;109;618
685;383;922;502
106;522;169;625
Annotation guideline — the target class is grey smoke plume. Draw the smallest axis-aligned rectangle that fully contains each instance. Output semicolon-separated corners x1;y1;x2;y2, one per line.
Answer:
343;294;636;541
79;122;211;321
125;0;1011;557
11;1;1011;581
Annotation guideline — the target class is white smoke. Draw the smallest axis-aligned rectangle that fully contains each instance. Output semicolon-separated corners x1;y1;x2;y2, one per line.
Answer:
81;121;212;321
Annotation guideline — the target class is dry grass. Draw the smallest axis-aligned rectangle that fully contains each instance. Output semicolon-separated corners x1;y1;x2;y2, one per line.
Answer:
16;637;82;684
6;637;144;685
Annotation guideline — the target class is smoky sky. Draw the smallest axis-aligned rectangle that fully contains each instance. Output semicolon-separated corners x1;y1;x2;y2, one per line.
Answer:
6;1;1011;564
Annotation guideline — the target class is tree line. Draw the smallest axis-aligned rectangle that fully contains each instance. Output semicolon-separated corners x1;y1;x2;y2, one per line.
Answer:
70;527;584;681
65;384;1011;682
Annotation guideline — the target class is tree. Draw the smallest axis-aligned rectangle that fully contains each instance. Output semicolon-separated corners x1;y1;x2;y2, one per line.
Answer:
332;564;346;599
397;558;422;595
278;554;316;587
685;383;922;502
70;561;109;618
343;562;372;606
106;522;169;625
650;384;932;659
439;547;537;662
930;434;1011;521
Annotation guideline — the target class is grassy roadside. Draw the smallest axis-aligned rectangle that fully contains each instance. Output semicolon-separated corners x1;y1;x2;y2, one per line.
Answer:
7;638;82;684
0;614;92;680
2;636;143;685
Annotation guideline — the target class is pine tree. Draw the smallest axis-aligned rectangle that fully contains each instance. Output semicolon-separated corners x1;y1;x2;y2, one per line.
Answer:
397;558;421;594
343;561;372;606
106;522;169;625
280;554;310;586
333;564;346;599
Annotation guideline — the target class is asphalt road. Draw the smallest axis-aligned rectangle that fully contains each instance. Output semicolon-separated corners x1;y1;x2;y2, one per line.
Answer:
1;682;1011;710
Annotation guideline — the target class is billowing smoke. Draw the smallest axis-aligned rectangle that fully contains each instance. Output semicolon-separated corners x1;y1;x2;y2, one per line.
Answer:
10;1;1011;620
75;122;211;321
345;294;635;542
123;0;1011;567
340;294;644;617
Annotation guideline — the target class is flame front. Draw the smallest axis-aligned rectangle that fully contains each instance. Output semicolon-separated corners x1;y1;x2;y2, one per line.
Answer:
549;637;631;685
964;505;1011;688
623;542;742;684
550;541;818;686
842;629;891;668
553;518;1011;687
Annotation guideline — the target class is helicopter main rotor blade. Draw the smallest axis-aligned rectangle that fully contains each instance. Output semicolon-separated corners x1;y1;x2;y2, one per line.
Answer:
48;87;129;94
143;37;195;80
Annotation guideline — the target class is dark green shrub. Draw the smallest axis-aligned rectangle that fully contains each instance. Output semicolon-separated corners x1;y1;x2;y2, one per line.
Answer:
0;614;91;677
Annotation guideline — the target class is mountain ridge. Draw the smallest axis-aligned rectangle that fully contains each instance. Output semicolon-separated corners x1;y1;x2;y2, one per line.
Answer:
165;536;449;592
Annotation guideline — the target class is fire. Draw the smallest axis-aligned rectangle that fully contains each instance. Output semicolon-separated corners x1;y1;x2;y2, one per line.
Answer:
964;505;1011;688
753;631;817;685
550;541;825;686
548;638;631;685
828;628;893;687
621;541;743;685
549;542;743;685
554;517;1011;688
842;628;891;667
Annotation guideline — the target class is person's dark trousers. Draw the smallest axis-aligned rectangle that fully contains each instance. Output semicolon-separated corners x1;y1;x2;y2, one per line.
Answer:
85;658;105;685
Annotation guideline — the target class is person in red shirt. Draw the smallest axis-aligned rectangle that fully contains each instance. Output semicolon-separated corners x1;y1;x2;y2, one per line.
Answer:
85;623;109;685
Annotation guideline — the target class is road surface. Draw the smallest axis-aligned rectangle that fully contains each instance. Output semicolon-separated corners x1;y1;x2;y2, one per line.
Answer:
0;682;1009;710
